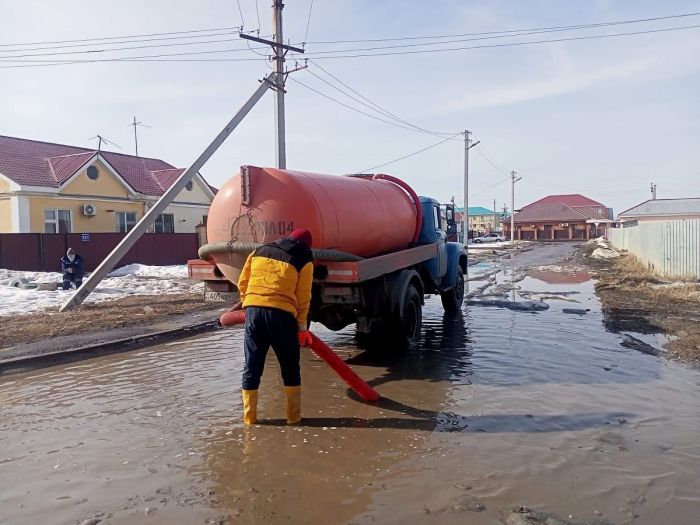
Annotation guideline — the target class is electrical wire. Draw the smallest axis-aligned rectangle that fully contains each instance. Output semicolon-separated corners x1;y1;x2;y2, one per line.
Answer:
0;37;259;60
0;26;245;48
469;176;511;200
304;0;315;44
254;0;262;33
236;0;246;28
305;64;458;139
295;23;700;60
355;133;462;173
287;76;456;136
0;53;266;69
306;11;700;44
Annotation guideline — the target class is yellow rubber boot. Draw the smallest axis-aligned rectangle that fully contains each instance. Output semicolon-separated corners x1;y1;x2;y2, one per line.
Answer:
284;386;302;425
241;389;258;425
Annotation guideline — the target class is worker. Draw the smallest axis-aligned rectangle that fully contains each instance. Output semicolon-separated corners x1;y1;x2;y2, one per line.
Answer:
61;248;84;290
237;229;314;425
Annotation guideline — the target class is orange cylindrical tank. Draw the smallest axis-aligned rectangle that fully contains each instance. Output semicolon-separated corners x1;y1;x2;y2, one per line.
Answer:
206;166;419;283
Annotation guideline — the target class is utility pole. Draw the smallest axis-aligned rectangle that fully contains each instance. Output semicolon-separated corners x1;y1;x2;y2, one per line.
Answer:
650;182;657;200
462;130;480;244
493;197;497;232
129;116;150;157
510;170;522;243
273;1;286;168
240;2;304;169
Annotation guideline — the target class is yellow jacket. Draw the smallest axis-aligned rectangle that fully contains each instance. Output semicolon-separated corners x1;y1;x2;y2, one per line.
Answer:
237;238;314;330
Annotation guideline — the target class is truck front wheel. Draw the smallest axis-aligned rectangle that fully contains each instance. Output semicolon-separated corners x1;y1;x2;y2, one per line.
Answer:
441;270;465;312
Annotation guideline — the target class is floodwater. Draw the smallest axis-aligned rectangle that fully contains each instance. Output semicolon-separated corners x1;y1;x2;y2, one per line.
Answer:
2;244;700;525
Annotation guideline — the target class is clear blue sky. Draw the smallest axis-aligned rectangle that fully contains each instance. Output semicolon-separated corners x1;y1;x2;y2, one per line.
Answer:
1;0;698;215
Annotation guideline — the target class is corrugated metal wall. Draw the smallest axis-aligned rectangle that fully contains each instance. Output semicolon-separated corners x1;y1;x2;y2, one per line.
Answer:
609;220;700;279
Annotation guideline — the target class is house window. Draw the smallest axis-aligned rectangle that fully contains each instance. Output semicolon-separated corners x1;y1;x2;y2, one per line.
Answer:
117;211;137;233
154;213;175;233
44;209;72;233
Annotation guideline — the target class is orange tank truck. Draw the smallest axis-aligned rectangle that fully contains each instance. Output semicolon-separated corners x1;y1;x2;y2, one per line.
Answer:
190;166;467;348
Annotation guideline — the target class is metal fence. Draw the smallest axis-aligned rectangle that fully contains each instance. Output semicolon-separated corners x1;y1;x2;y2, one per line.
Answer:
608;220;700;279
0;233;199;272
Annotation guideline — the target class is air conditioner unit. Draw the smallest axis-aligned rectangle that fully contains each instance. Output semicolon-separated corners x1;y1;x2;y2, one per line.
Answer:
82;204;97;216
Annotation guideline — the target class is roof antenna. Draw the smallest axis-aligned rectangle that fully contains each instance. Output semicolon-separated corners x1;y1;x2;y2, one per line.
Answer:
88;134;121;153
128;116;151;157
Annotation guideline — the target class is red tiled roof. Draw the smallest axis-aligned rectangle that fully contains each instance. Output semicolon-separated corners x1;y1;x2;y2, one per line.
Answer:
48;152;96;183
522;194;604;209
513;203;590;223
0;134;209;197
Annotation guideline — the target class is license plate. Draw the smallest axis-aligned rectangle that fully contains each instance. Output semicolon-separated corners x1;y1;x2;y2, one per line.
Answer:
204;290;240;302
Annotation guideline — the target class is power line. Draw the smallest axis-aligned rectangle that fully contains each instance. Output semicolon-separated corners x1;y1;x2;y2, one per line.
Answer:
0;37;257;60
287;76;455;136
0;54;266;69
305;63;458;138
304;0;315;43
0;26;244;48
236;0;246;28
355;133;462;173
0;30;241;54
306;11;700;44
469;176;511;200
296;23;700;60
254;0;262;33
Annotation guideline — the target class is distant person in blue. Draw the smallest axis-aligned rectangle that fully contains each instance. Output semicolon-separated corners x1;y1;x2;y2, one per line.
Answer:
61;248;84;290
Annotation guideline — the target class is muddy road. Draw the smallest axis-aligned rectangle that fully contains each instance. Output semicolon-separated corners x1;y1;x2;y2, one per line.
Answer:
1;243;699;525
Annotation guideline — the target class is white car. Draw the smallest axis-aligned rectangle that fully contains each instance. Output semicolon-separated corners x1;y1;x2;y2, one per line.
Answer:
473;232;506;243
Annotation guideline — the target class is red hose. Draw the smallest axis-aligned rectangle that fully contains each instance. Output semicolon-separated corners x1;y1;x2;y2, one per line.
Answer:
219;310;380;402
373;173;422;244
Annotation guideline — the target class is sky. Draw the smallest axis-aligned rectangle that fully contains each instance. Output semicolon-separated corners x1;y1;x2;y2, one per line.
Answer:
1;0;699;216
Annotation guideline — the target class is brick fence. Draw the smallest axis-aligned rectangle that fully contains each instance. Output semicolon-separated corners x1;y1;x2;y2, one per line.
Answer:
0;233;199;272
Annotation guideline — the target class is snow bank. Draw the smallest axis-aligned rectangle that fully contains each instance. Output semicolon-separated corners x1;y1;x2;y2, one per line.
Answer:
0;265;200;316
591;247;620;259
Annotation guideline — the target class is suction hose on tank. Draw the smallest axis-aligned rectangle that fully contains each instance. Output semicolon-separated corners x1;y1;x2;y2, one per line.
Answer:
218;309;380;402
198;242;364;262
372;174;422;244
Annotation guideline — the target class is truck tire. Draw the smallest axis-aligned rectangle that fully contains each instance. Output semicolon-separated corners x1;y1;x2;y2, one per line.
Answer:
394;283;422;348
441;270;464;312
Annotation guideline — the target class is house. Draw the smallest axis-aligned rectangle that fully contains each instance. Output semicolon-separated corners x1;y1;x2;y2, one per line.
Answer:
0;135;215;234
503;194;613;241
455;206;504;235
617;198;700;222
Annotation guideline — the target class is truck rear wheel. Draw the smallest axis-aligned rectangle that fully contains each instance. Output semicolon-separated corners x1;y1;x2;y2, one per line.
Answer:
388;283;422;348
441;270;464;312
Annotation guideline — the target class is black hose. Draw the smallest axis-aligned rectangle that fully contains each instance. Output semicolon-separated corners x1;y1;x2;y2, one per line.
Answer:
198;242;364;262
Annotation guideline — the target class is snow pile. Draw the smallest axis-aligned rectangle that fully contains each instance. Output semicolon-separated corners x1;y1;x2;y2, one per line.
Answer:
0;264;200;316
588;237;620;259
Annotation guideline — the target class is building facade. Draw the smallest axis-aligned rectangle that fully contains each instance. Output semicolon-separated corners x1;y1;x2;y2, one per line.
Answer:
504;194;612;241
455;206;504;236
0;135;215;234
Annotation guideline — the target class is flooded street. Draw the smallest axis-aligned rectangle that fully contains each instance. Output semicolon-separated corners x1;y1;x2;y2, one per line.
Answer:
2;243;700;525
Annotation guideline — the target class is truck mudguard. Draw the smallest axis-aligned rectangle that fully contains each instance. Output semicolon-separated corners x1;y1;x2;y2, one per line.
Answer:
440;243;468;290
387;269;424;318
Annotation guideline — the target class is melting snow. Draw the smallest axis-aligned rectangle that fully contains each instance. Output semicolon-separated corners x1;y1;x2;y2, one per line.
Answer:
0;265;200;316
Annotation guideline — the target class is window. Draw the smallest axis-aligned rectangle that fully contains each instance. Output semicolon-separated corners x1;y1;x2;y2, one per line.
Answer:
86;165;99;180
44;209;72;233
154;213;174;233
433;205;442;230
185;181;193;191
117;211;137;233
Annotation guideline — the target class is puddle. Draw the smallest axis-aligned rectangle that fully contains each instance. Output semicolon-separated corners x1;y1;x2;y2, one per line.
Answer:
1;247;700;524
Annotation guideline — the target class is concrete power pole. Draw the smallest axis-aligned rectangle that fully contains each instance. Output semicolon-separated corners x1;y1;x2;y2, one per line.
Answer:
273;1;286;169
510;170;522;243
493;197;497;232
463;130;470;243
462;131;480;244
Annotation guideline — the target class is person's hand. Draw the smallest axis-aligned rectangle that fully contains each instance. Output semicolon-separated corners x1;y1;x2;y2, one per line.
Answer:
67;268;73;273
298;330;313;348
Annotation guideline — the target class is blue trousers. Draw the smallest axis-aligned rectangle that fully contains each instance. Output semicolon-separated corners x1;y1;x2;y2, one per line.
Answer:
62;272;82;290
242;306;301;390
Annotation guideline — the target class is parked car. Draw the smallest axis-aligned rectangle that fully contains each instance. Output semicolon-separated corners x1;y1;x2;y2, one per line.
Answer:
473;232;506;243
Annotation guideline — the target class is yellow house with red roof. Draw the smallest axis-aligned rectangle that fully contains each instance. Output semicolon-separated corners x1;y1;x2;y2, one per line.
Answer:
0;135;216;234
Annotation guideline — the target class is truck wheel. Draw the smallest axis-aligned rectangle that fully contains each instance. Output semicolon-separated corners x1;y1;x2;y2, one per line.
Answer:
403;284;422;345
441;270;464;312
